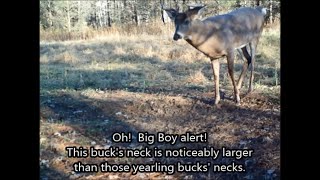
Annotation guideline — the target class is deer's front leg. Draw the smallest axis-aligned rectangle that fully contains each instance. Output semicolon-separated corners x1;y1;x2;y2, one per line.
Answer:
237;46;251;90
248;42;257;94
211;59;220;105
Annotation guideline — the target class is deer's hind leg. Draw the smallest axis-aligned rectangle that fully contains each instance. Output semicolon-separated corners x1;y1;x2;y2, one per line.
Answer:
237;45;252;91
248;41;258;93
226;50;240;105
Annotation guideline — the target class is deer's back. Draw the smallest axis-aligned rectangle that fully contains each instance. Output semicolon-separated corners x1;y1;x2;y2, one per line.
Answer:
204;7;265;45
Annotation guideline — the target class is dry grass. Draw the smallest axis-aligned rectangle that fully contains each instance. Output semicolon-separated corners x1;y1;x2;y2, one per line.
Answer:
40;19;174;42
40;21;280;95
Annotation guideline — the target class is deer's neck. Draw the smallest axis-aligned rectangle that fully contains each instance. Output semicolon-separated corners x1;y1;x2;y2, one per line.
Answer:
184;20;211;47
184;22;226;58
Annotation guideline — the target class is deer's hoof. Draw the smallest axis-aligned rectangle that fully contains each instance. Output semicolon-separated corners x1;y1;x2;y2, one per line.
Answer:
214;97;220;105
214;104;222;109
235;96;241;105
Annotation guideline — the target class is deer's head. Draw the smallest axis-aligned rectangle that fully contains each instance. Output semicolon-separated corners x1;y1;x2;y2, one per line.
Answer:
164;5;206;41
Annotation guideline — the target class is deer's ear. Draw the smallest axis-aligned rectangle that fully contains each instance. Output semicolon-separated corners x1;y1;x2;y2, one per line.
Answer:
163;9;178;20
186;6;206;20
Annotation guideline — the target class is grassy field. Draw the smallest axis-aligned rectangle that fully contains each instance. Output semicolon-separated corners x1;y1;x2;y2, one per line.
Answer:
40;22;280;179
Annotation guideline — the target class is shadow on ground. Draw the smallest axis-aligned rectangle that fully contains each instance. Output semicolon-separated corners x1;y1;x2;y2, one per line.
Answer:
40;90;280;179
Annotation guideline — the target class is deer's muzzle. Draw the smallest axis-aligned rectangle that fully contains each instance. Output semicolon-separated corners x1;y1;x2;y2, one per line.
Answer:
173;33;181;41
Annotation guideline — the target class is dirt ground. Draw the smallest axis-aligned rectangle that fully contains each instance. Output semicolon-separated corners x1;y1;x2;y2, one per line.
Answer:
40;87;280;179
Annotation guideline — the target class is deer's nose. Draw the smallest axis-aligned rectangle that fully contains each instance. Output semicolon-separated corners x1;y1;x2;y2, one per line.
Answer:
173;33;181;41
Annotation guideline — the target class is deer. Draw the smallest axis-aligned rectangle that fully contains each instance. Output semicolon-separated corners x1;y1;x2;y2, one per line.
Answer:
163;5;267;105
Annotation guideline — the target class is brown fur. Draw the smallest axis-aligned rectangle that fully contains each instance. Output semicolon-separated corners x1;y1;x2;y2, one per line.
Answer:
164;6;266;105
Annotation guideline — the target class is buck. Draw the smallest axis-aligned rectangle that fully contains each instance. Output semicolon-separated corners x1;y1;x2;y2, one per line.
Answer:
163;5;267;105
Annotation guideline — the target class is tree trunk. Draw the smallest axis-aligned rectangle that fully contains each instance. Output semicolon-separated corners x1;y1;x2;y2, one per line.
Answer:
133;3;139;25
117;0;120;24
47;1;53;28
236;0;241;8
97;2;102;28
270;0;273;23
67;1;71;32
104;1;108;26
107;0;111;27
78;1;81;23
256;0;260;6
113;0;116;24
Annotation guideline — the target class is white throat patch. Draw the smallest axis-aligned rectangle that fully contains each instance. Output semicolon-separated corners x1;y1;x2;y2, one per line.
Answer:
185;35;192;40
177;31;192;40
176;31;185;38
